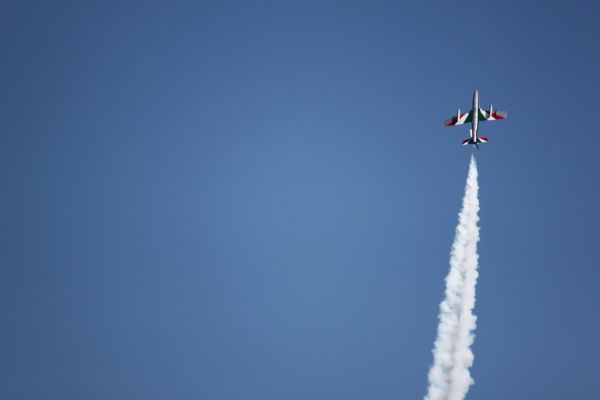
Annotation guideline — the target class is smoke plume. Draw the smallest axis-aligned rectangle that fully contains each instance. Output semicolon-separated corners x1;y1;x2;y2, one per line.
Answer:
425;156;480;400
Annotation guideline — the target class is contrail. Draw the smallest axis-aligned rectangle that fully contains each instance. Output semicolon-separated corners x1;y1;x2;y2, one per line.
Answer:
425;155;480;400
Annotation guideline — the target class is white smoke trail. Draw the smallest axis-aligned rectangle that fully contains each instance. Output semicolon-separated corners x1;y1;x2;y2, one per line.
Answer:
425;155;480;400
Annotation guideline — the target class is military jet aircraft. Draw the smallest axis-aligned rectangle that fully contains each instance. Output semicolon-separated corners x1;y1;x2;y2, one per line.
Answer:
445;90;507;149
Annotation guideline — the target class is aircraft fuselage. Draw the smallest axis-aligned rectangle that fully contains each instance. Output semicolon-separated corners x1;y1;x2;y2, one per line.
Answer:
471;90;479;142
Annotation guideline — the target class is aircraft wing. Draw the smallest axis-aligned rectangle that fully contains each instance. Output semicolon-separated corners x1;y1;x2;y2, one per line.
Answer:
478;108;507;121
445;112;472;127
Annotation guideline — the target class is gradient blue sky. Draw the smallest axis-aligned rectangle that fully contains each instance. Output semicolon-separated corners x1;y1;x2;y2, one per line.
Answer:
2;1;599;399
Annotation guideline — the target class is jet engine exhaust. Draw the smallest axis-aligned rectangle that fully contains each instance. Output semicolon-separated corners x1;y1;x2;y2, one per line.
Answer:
424;156;481;400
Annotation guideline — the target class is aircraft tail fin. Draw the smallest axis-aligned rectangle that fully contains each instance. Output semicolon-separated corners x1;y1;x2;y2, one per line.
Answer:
478;137;488;143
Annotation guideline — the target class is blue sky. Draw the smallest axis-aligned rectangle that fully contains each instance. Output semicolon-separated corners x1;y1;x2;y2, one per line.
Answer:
1;1;599;399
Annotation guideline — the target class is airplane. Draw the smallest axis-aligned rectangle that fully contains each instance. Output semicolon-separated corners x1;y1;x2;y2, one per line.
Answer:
444;90;507;149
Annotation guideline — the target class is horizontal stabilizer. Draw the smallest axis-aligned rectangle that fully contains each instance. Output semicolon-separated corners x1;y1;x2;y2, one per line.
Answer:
462;137;488;146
